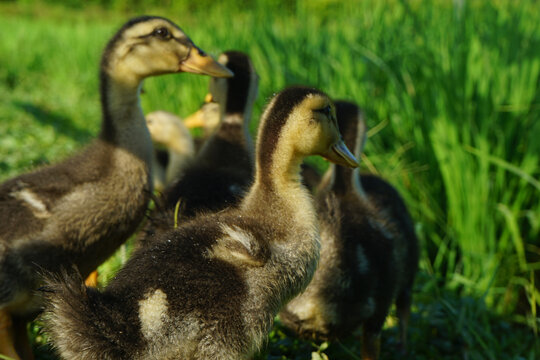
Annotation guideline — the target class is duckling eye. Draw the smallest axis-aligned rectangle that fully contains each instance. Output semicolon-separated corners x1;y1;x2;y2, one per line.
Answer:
153;27;171;39
315;105;332;117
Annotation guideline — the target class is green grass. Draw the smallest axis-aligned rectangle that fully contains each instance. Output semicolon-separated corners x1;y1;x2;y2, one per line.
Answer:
1;0;539;358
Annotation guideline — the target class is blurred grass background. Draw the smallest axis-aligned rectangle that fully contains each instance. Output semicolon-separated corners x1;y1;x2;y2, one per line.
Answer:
0;0;539;358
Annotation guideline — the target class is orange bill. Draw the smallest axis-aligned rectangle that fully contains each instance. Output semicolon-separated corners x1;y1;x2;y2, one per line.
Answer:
179;46;233;78
184;109;206;129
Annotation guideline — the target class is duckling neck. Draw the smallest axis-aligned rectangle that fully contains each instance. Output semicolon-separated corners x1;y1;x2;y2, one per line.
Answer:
243;144;310;217
197;111;254;171
331;164;366;197
167;127;195;156
98;69;153;165
166;149;194;184
220;112;254;153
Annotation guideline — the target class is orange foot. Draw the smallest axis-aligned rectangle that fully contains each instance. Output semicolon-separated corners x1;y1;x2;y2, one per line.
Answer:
85;270;99;287
361;330;381;360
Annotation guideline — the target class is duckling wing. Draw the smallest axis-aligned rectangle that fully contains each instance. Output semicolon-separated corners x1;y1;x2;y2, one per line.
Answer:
209;220;271;267
0;169;76;241
0;141;111;243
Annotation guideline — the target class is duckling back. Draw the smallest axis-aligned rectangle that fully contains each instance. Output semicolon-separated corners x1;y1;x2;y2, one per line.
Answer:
361;173;419;291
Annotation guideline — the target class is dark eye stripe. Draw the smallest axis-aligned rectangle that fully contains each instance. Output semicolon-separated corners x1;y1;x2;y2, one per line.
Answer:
138;27;172;40
314;105;332;117
153;27;170;38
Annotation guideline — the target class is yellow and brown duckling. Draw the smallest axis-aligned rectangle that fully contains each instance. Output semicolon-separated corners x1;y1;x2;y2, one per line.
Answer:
149;50;259;235
279;100;419;360
143;90;218;193
0;15;231;360
145;110;196;192
184;93;221;149
42;86;358;360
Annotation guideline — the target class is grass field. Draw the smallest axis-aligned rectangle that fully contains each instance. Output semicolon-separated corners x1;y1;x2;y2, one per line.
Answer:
1;0;539;358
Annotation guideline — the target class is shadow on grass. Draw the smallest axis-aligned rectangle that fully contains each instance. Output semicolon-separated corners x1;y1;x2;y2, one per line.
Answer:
13;101;93;142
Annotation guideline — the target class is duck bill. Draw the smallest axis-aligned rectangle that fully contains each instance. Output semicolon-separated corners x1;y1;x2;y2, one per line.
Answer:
179;46;234;78
184;109;206;129
323;141;359;168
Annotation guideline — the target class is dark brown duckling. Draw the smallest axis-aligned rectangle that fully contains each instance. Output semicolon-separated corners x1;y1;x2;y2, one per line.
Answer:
42;86;359;360
0;15;232;360
146;51;259;239
279;100;419;360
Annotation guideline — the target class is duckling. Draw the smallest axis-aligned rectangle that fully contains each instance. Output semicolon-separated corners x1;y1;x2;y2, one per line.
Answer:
0;16;232;359
184;94;221;149
154;50;259;228
279;100;419;360
145;110;196;192
42;86;359;360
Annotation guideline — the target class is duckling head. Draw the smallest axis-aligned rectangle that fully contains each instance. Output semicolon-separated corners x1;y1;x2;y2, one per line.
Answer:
209;50;259;120
334;100;367;159
184;50;259;131
183;96;221;134
101;16;233;85
257;86;359;172
146;111;194;154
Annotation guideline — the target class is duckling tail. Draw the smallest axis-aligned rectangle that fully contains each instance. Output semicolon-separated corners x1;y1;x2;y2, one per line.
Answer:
41;268;130;360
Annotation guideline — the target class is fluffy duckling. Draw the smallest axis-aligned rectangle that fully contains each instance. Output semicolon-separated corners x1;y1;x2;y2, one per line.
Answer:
156;50;259;224
0;16;232;359
43;86;359;360
184;94;221;149
145;110;196;192
279;101;419;360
